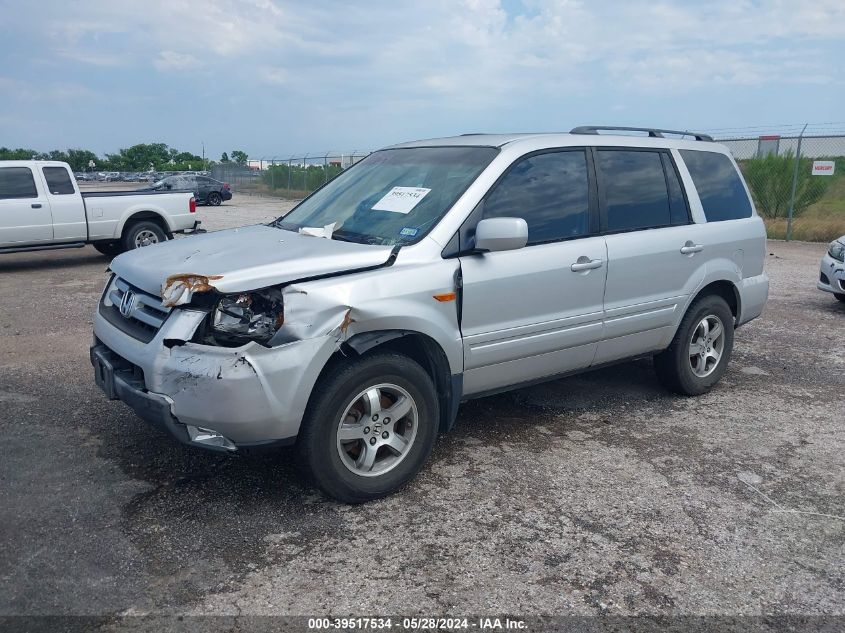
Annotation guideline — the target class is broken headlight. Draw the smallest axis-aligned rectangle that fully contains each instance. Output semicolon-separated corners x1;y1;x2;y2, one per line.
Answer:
210;290;284;344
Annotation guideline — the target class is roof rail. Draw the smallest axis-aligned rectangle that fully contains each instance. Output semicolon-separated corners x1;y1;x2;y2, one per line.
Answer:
570;126;714;142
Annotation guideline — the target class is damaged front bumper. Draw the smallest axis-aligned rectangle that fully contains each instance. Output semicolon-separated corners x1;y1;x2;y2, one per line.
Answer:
92;305;339;451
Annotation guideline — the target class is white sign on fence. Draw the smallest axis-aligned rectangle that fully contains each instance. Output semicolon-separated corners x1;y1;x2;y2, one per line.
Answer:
811;160;835;176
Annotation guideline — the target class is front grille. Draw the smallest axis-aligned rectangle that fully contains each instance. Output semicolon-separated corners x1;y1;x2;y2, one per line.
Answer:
820;272;830;285
99;277;172;343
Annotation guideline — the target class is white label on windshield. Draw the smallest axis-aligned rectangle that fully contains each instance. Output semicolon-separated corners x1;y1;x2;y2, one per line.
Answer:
371;187;431;214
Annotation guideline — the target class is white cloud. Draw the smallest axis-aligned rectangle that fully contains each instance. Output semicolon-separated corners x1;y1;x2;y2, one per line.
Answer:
153;51;202;71
4;0;844;154
27;0;845;94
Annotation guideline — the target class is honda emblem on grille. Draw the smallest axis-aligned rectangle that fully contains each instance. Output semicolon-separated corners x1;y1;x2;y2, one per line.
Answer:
119;290;136;318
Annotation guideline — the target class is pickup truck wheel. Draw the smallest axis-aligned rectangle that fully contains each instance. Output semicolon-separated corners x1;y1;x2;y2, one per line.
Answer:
653;295;734;396
297;352;438;503
123;221;167;251
207;192;222;206
93;241;123;257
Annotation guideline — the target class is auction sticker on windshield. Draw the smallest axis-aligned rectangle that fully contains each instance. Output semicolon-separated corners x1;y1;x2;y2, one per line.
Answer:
372;187;431;214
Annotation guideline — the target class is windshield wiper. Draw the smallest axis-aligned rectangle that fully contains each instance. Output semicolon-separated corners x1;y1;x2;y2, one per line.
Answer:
331;229;373;244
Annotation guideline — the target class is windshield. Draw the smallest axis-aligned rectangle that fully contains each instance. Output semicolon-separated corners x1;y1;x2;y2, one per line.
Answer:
274;146;498;245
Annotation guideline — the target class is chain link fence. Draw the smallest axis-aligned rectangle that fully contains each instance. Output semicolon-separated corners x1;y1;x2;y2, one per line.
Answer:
214;153;371;199
715;132;844;241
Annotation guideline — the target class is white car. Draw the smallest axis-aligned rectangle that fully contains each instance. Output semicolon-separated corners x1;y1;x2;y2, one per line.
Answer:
818;237;845;302
0;160;200;257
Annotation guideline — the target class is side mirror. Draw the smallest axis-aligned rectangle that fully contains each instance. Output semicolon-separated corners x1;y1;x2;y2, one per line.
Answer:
474;217;528;252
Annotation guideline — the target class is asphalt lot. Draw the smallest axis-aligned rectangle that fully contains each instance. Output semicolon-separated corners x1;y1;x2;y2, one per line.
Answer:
0;197;843;622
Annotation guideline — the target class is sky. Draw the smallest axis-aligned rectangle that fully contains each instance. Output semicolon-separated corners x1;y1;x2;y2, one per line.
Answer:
1;0;844;159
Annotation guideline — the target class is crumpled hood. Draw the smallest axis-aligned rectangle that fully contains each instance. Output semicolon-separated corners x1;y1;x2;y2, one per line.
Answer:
110;224;395;297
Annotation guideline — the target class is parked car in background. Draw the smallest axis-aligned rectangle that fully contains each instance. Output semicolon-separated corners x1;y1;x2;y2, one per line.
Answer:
91;126;769;502
818;236;845;302
141;174;232;206
0;160;200;257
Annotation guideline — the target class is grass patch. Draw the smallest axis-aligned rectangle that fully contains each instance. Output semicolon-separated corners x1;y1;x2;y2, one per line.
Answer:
764;216;845;241
744;157;845;241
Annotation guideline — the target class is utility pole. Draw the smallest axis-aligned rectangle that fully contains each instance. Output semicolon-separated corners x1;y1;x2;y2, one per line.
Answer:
786;123;807;242
201;141;205;170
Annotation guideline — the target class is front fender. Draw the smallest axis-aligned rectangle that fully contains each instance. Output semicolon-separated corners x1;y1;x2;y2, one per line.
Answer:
270;260;465;375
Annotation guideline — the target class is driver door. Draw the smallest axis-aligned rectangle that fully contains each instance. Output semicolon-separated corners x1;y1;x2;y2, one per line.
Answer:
458;149;607;395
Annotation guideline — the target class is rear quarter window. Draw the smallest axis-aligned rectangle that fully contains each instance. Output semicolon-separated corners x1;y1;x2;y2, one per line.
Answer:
680;150;752;222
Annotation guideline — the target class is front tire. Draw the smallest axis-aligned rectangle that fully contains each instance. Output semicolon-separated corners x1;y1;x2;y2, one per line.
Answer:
834;293;845;303
207;191;222;206
654;295;735;396
297;352;439;503
122;220;167;251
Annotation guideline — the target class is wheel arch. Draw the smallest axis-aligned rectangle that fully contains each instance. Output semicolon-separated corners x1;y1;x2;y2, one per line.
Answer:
689;279;741;324
119;210;173;239
317;330;461;435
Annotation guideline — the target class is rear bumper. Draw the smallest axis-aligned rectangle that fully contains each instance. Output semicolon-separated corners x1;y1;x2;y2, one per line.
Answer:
221;190;232;201
737;272;769;326
174;220;203;235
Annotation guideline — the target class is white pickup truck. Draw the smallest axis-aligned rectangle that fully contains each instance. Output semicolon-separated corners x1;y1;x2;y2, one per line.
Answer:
0;160;200;257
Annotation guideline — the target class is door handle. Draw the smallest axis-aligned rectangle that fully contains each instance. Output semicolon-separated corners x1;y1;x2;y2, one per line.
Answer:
570;257;603;272
680;241;703;255
31;203;42;209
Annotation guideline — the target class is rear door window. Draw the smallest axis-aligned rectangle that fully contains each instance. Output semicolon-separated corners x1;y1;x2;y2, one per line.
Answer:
597;150;672;232
484;150;591;245
0;167;38;199
680;150;752;222
42;166;76;195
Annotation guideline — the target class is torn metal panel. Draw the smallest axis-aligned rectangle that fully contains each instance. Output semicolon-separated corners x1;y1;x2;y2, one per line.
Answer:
144;334;339;444
161;273;223;308
269;283;355;346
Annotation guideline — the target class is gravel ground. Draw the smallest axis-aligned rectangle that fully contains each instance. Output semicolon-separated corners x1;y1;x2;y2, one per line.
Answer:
0;198;842;626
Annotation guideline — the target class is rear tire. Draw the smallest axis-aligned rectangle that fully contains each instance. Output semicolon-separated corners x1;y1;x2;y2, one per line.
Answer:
122;220;167;251
654;295;735;396
834;293;845;303
297;352;439;503
93;241;123;257
207;191;222;206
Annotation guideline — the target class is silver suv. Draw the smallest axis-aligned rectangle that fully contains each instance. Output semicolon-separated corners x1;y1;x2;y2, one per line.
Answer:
91;126;769;502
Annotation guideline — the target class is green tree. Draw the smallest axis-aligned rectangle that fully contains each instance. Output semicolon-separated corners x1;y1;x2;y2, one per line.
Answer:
231;150;248;165
0;147;41;160
66;149;99;172
220;152;230;163
104;143;171;170
742;151;831;219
